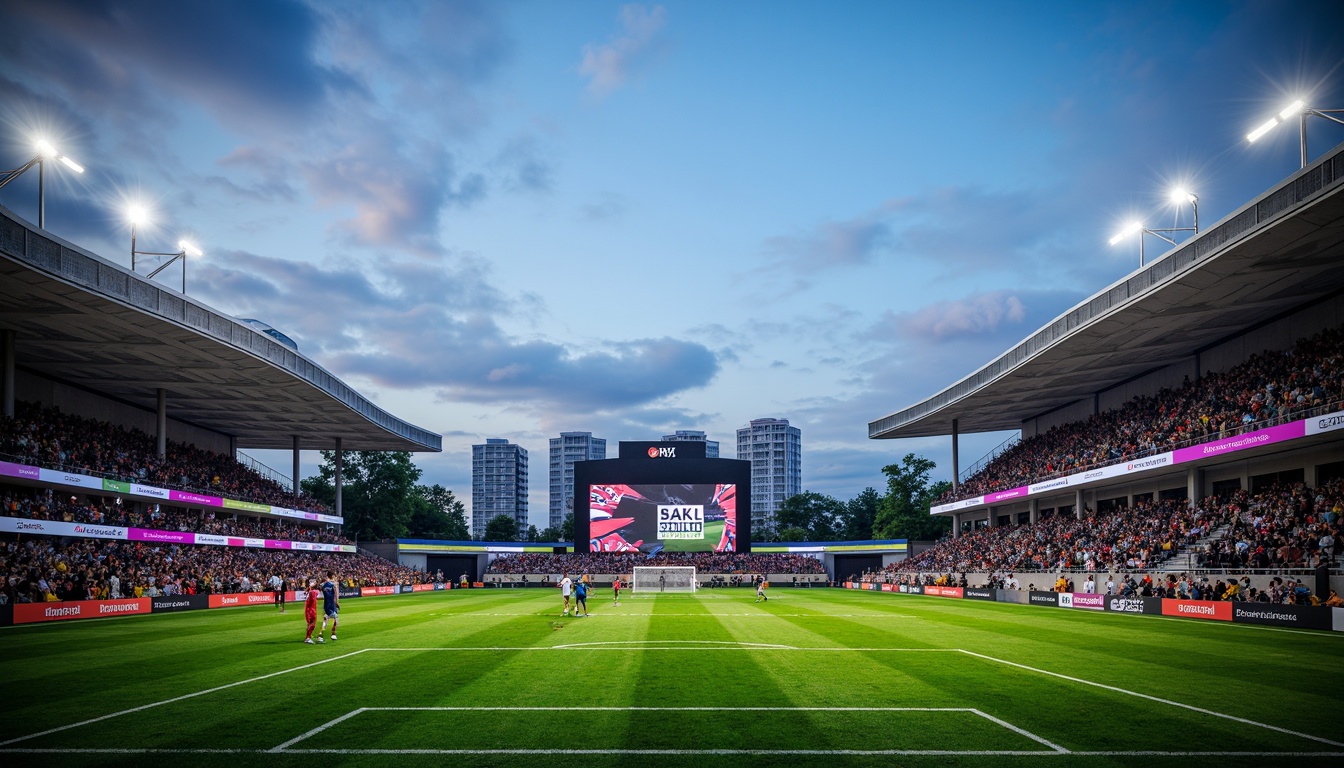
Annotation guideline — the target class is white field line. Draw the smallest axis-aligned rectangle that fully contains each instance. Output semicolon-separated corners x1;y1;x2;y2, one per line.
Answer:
968;708;1067;753
270;706;1057;754
269;708;368;752
363;646;958;652
4;748;1342;757
550;640;798;649
0;648;371;747
958;649;1344;748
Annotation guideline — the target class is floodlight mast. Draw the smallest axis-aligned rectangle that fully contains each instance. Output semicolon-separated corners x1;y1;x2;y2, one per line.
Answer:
128;207;203;294
1109;191;1199;267
1246;99;1344;168
0;139;85;229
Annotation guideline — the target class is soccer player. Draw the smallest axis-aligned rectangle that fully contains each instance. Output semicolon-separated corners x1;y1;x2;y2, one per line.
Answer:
755;575;768;603
269;573;285;613
575;579;589;617
560;572;573;616
303;579;318;644
612;576;622;606
318;571;339;642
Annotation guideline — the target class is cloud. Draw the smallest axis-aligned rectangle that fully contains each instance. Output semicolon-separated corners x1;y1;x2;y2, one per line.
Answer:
491;135;553;194
195;249;719;414
761;204;902;272
578;4;667;97
892;291;1027;341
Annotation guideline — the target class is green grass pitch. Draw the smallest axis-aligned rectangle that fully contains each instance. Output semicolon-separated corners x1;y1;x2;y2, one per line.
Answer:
1;588;1341;768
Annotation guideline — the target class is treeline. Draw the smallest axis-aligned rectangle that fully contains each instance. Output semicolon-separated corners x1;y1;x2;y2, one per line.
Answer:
302;451;469;542
768;453;952;542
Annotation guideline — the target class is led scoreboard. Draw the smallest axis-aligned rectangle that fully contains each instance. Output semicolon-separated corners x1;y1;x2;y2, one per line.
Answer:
574;441;751;554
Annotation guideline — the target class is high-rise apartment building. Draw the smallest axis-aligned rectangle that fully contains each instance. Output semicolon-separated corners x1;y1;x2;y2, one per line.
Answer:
549;431;606;531
471;438;528;539
735;418;801;533
661;430;719;458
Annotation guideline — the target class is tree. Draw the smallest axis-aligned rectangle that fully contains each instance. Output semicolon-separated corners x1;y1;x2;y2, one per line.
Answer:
408;484;469;540
775;491;845;541
538;525;562;542
525;524;540;542
485;514;519;542
301;450;424;541
873;453;953;541
842;487;881;540
560;512;574;542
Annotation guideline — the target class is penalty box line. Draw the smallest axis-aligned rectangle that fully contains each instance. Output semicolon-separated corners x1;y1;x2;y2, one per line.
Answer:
957;649;1344;748
270;706;1066;754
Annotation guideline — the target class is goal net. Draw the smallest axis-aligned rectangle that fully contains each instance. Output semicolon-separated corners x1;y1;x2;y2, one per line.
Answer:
632;566;697;593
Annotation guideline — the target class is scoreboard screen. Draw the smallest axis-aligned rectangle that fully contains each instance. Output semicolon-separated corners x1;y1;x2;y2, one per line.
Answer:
588;483;737;553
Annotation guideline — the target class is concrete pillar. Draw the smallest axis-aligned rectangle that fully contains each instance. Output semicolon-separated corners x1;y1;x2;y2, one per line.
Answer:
951;418;960;494
1075;489;1085;520
334;436;343;521
952;513;960;538
987;506;997;527
156;388;167;458
293;435;301;494
1186;466;1202;504
1029;498;1039;525
2;329;14;419
228;435;237;458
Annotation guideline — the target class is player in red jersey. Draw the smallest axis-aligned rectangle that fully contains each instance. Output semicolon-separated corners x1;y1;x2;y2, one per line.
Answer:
612;576;622;606
302;579;318;644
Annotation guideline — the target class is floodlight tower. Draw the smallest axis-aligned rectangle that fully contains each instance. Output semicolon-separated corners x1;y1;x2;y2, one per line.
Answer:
127;206;204;294
1108;189;1199;267
0;139;85;229
1246;99;1344;168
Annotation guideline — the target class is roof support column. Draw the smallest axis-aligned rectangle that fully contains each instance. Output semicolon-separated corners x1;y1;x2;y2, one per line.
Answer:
334;436;343;522
1029;498;1039;525
952;513;960;538
293;435;301;495
156;388;167;458
1075;489;1085;520
951;418;960;494
2;329;14;419
228;435;237;458
987;506;996;527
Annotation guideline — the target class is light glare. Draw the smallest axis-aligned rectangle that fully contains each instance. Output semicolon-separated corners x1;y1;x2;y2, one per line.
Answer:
1109;222;1142;246
127;205;149;226
1278;100;1305;120
1246;118;1279;143
178;240;203;257
58;156;84;174
35;139;57;157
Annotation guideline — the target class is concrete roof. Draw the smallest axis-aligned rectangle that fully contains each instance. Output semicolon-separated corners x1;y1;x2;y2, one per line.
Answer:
0;205;441;452
869;143;1344;440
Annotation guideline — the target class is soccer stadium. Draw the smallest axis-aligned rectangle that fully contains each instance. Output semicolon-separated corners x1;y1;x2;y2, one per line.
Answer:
1;141;1341;765
4;7;1344;768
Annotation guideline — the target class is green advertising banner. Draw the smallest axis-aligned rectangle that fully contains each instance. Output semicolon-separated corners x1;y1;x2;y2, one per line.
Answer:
223;498;272;513
102;478;130;493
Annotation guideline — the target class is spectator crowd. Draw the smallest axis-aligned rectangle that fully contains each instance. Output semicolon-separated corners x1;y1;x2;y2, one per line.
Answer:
486;551;827;575
1;401;329;514
942;327;1344;503
0;538;425;605
2;484;349;545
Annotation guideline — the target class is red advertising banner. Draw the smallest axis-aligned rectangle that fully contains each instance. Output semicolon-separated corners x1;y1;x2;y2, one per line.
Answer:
209;592;279;609
411;584;436;592
924;586;964;598
880;583;897;592
14;598;151;624
361;586;397;596
1161;599;1232;622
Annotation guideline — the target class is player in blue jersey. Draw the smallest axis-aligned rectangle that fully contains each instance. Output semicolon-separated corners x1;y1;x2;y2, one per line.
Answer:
317;571;339;642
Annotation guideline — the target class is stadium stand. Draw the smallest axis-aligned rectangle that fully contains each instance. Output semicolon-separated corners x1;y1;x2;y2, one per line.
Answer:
2;401;329;514
937;327;1344;504
485;552;827;576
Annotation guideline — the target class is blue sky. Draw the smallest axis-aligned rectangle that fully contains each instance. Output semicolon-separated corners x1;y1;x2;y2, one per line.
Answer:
3;0;1343;530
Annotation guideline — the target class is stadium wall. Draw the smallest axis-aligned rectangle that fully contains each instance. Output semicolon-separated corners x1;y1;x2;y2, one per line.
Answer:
1024;295;1343;438
16;369;231;455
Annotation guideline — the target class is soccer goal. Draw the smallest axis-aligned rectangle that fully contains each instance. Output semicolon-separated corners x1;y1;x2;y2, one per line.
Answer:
632;566;697;593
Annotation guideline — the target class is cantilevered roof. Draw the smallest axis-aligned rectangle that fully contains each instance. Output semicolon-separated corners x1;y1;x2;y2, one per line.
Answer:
870;143;1344;440
0;205;441;452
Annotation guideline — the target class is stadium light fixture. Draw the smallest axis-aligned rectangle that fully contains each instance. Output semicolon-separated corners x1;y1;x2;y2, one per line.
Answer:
0;138;86;229
129;206;204;294
1246;99;1344;168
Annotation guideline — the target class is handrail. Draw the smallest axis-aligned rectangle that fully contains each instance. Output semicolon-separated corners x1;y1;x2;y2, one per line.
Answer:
959;432;1021;483
0;450;330;518
941;398;1344;504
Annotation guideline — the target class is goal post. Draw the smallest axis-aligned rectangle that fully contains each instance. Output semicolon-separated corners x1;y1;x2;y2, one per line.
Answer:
632;566;697;593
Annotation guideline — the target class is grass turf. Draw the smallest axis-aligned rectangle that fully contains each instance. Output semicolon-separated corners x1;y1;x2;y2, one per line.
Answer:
1;587;1341;768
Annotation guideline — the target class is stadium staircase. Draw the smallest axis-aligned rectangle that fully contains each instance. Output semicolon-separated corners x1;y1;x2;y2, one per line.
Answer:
1163;523;1233;571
